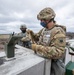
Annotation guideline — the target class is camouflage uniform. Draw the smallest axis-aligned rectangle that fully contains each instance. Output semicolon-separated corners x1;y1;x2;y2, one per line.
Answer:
17;24;31;48
29;24;66;59
28;7;66;75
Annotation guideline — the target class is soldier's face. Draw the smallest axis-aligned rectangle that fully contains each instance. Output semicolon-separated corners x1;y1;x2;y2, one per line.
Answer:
20;28;26;33
40;19;53;28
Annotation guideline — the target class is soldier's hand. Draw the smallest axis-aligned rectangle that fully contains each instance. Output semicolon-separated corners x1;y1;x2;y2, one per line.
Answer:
21;37;25;41
21;37;31;42
31;44;37;51
27;43;36;51
27;29;33;35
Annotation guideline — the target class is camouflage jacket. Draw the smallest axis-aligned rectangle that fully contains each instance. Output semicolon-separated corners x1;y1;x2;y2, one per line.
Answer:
17;32;31;46
29;24;66;59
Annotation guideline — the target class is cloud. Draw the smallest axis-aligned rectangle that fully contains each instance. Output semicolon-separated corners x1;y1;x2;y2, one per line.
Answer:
0;0;74;34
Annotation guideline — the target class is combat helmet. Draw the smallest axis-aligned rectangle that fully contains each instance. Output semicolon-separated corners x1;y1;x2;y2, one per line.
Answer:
37;7;56;20
20;24;27;29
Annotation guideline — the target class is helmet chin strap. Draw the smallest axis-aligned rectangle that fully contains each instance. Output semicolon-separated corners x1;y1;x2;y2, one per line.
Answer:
45;20;51;28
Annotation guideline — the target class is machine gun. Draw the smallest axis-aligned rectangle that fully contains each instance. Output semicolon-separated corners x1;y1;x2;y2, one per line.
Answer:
5;32;23;58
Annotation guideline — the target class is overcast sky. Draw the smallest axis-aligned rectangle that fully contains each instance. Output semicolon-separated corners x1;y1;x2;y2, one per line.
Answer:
0;0;74;34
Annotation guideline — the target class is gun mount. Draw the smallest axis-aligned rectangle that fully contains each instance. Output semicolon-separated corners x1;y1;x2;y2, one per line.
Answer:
5;33;23;58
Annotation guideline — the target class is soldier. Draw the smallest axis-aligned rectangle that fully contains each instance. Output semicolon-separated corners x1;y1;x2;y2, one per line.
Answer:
17;24;31;48
28;7;66;75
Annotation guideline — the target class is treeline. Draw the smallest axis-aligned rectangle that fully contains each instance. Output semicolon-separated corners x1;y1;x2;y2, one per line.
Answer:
66;32;74;39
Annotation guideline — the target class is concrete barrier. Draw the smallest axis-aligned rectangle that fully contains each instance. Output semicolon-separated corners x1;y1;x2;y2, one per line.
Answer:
0;45;51;75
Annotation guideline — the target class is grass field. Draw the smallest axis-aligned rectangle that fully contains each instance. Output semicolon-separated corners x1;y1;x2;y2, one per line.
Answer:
0;34;10;39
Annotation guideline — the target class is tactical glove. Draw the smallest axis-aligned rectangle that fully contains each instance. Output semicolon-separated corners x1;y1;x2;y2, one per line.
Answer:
31;44;38;53
27;29;33;34
31;44;37;51
21;37;30;42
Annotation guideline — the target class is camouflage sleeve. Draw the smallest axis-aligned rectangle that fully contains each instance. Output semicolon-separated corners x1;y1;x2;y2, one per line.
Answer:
32;27;66;59
21;35;31;42
28;29;43;43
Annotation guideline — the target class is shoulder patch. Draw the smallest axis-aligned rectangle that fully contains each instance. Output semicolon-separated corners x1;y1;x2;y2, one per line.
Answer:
59;38;64;43
54;37;66;47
